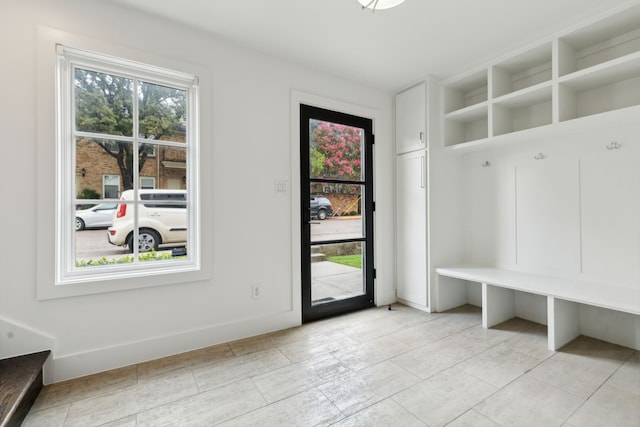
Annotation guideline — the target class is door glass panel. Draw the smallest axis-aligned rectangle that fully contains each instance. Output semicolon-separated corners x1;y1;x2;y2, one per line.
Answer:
310;184;364;243
309;119;364;181
311;241;364;304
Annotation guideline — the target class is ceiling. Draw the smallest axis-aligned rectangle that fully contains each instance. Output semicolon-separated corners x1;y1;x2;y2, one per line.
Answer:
111;0;635;91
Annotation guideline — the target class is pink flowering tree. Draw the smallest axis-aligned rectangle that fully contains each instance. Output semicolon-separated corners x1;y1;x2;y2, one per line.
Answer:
310;120;362;181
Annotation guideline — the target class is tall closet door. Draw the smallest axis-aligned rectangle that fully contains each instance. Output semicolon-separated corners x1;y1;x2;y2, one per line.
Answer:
396;150;428;308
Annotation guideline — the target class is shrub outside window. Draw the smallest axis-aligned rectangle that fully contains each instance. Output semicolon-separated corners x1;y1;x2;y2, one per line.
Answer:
56;45;200;285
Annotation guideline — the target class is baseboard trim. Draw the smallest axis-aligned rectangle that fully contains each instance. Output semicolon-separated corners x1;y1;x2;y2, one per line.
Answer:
50;310;300;384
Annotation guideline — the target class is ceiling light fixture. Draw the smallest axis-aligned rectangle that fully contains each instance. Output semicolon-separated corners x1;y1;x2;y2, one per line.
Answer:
357;0;406;11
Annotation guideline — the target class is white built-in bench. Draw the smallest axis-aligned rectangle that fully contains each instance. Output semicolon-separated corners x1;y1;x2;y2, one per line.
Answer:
436;267;640;351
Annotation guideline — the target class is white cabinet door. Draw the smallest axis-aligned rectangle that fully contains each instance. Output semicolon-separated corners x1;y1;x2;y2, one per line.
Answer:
396;150;428;308
396;82;426;154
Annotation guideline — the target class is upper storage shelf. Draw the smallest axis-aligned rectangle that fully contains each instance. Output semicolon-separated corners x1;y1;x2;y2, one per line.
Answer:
443;3;640;150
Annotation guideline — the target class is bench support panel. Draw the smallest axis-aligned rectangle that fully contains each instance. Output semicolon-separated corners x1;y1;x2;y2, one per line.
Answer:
482;283;516;328
548;297;580;351
436;275;470;312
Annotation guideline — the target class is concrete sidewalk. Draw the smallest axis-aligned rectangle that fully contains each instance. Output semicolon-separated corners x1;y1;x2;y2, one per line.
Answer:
311;260;363;303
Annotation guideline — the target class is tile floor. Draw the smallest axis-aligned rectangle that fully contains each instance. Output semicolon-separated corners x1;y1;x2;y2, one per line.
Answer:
24;304;640;426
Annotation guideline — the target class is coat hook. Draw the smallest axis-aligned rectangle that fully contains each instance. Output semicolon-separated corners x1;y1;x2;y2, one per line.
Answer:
534;152;545;160
481;161;490;167
606;141;621;150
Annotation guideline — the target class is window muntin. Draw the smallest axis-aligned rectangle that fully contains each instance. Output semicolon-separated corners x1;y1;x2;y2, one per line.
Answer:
58;46;199;284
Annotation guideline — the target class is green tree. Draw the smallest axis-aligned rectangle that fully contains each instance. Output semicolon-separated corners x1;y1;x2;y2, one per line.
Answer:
74;68;186;190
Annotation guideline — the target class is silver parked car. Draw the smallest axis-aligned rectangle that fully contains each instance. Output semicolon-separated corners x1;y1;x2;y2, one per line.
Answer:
75;204;117;231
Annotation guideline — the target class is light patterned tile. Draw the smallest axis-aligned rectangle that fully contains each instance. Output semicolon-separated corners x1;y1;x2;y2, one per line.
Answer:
331;398;426;427
318;360;420;416
228;326;311;356
503;323;553;361
528;336;633;399
457;342;543;388
23;305;640;427
31;365;138;411
565;352;640;427
391;333;490;379
63;368;198;426
217;388;343;426
330;334;414;371
390;307;481;350
21;403;70;427
393;368;497;427
276;331;359;363
446;409;501;427
458;322;527;348
137;343;234;380
97;415;137;427
475;374;583;427
339;307;439;343
252;353;349;403
603;351;639;393
137;378;266;426
193;347;290;392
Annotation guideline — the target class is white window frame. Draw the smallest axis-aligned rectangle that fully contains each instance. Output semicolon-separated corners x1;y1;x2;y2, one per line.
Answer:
53;44;201;289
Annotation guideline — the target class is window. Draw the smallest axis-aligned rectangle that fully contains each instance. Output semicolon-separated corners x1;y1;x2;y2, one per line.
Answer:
103;175;120;198
140;177;155;189
55;45;200;286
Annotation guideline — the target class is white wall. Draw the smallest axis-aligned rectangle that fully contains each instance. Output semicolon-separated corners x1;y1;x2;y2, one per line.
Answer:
461;123;640;289
0;0;395;382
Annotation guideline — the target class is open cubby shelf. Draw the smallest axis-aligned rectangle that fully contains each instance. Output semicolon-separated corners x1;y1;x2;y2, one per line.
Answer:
443;4;640;150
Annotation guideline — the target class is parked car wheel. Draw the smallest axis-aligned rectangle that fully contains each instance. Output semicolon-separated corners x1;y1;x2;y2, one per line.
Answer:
127;229;160;253
317;209;327;220
75;218;86;231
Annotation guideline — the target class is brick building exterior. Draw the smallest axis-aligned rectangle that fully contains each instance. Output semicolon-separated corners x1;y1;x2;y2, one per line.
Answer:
75;138;186;200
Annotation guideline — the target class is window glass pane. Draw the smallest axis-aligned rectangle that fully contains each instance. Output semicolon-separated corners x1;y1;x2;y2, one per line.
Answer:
74;68;133;136
74;202;132;267
149;145;187;190
309;119;364;181
76;137;132;200
138;81;187;143
311;241;364;304
133;192;188;256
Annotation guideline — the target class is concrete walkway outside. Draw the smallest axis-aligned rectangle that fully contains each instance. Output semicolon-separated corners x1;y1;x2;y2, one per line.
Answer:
311;260;363;303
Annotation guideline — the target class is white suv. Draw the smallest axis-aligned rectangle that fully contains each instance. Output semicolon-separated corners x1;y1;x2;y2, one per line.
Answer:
107;189;187;252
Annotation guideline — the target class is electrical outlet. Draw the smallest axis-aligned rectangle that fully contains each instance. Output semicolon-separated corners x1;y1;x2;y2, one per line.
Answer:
251;284;261;299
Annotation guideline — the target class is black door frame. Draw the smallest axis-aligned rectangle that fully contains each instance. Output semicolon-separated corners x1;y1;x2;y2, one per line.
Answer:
300;104;375;323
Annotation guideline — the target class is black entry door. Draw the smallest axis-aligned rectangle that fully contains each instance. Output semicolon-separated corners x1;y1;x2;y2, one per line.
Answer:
300;104;374;323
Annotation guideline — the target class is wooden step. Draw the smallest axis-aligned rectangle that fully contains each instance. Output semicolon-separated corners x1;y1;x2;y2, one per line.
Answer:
0;350;51;427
